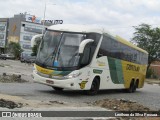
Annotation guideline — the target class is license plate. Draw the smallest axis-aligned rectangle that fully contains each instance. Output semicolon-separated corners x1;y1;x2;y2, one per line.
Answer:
46;80;54;84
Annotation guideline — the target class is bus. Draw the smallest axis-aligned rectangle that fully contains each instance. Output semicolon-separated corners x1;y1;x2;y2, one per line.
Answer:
31;24;148;95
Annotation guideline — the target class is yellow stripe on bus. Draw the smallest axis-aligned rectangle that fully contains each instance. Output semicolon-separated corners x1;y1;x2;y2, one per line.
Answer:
121;61;147;88
35;65;53;75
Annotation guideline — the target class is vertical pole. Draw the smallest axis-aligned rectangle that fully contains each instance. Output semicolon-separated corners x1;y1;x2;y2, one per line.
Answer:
42;1;46;35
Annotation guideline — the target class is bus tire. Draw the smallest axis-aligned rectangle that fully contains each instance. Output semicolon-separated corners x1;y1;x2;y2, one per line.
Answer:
127;80;135;93
86;77;100;95
133;82;136;92
135;80;139;88
133;80;139;92
52;86;63;91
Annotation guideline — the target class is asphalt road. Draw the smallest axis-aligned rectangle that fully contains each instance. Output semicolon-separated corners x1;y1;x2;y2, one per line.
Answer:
0;60;160;110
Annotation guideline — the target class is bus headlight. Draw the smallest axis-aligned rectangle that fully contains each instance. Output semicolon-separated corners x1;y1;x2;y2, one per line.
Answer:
51;71;81;80
64;71;81;79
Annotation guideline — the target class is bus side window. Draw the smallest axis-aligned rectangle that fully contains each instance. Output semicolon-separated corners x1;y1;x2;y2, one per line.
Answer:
97;49;103;58
97;35;111;58
80;44;91;66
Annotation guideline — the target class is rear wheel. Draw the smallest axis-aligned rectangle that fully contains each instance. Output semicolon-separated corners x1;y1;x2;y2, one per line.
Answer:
133;80;139;92
86;77;100;95
127;80;135;93
52;86;64;91
133;82;136;92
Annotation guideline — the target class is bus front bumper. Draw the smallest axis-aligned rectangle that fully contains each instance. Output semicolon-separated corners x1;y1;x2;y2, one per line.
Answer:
32;70;81;90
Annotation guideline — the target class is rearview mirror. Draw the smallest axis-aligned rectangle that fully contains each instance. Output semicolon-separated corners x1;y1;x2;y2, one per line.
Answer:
79;39;94;53
31;34;43;47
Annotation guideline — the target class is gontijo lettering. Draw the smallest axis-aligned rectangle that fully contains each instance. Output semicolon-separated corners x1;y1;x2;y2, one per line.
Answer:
126;64;140;72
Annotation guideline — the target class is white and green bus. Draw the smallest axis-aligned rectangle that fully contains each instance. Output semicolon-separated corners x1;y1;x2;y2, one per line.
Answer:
31;24;148;95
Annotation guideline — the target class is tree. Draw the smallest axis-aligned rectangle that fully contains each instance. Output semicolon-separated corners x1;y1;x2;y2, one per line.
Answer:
8;42;23;59
132;23;160;70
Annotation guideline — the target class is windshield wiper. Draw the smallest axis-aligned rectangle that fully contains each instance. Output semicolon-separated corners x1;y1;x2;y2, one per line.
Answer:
41;47;57;66
56;48;61;60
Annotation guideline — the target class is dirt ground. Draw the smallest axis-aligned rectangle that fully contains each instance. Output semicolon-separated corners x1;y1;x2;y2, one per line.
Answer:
0;93;70;109
93;98;160;120
0;74;28;83
93;98;150;111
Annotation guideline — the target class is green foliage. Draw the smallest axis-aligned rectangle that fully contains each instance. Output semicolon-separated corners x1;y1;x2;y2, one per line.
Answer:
132;23;160;70
8;42;22;59
146;68;154;78
146;68;158;79
152;74;158;79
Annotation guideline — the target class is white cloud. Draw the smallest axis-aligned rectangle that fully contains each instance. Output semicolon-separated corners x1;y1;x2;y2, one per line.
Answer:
1;0;160;40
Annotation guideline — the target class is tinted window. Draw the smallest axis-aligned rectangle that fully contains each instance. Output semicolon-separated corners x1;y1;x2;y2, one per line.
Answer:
98;34;148;65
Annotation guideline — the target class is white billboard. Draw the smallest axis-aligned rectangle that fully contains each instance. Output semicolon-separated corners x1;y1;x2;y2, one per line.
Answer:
25;15;41;24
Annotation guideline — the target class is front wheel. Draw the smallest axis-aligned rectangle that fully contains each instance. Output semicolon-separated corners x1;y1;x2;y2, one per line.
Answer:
52;86;64;91
86;77;100;95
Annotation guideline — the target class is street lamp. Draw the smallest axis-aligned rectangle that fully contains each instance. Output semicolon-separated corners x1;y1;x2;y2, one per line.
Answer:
42;1;46;35
42;1;56;34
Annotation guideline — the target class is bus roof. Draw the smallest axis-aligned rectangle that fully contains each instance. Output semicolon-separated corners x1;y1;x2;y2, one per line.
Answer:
48;24;148;54
48;24;104;34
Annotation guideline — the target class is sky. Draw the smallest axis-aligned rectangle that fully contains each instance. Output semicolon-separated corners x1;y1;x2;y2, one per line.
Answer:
1;0;160;41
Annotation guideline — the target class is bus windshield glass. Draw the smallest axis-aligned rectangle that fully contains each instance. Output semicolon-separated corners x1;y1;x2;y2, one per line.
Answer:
36;31;86;69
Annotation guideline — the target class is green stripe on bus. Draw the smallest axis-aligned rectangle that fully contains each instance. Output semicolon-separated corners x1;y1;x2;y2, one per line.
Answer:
108;57;124;84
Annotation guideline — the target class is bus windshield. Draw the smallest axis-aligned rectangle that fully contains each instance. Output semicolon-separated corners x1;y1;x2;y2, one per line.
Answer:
36;31;86;69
